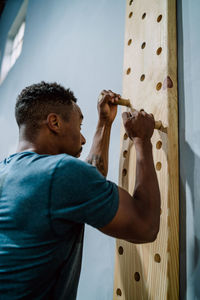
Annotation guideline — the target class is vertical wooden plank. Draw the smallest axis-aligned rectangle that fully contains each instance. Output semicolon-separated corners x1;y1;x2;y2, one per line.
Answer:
113;0;179;299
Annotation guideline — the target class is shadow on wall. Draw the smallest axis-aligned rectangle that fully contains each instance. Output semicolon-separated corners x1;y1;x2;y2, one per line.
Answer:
178;0;186;298
180;140;200;298
178;1;200;299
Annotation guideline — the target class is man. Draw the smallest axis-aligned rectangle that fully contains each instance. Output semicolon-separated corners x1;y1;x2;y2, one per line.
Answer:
0;81;160;299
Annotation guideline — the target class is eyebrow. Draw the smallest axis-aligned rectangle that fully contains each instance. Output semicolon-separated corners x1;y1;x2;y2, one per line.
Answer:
74;104;83;120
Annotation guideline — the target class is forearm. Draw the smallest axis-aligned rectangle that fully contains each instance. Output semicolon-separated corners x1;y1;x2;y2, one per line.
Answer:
133;138;161;234
86;121;112;177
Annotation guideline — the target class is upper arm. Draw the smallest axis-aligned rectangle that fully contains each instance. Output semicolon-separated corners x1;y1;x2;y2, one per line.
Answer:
51;157;119;234
99;187;158;243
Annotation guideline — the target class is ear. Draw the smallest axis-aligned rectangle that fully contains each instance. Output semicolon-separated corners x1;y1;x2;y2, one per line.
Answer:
46;113;61;133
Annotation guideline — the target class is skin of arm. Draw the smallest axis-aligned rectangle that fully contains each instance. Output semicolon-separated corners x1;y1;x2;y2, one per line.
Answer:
85;90;120;177
99;110;161;243
86;90;160;243
121;138;160;243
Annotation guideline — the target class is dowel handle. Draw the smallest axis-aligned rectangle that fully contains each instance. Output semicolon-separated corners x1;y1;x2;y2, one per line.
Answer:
116;98;131;108
117;98;167;133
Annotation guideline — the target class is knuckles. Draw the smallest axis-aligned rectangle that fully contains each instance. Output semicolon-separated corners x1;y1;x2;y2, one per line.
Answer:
99;90;120;104
123;110;155;139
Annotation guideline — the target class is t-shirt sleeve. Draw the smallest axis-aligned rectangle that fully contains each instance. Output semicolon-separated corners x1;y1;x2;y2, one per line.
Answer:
50;156;119;234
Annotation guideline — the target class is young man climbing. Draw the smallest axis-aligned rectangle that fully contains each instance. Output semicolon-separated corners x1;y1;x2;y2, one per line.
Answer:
0;81;160;299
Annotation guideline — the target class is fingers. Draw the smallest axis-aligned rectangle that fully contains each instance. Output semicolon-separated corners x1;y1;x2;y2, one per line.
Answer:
100;90;155;120
149;113;155;121
122;109;154;123
122;111;137;126
100;90;121;104
108;90;121;104
138;109;155;120
122;112;131;122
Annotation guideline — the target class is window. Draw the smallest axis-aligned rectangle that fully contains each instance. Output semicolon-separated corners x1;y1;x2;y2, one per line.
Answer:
10;21;26;69
0;0;28;84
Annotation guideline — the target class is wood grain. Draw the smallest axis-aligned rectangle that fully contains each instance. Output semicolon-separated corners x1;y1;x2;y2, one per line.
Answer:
113;0;179;299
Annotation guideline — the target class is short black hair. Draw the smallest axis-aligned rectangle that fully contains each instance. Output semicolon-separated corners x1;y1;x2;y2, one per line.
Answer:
15;81;77;129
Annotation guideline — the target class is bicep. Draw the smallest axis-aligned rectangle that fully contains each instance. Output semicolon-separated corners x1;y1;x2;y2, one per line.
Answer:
51;158;120;231
99;187;153;243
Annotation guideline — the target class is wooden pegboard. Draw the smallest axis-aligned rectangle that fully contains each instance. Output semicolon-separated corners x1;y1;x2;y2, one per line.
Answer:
113;0;179;299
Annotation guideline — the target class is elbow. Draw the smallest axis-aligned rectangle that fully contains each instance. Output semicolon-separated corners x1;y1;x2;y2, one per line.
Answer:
137;221;160;244
147;228;159;242
126;223;160;244
145;222;160;243
140;207;161;243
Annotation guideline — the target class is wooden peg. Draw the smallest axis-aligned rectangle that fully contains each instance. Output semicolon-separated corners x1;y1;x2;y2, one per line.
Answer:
116;98;168;133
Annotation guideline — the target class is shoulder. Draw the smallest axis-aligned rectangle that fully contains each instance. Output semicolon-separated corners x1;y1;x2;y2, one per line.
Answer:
8;152;99;179
54;155;105;181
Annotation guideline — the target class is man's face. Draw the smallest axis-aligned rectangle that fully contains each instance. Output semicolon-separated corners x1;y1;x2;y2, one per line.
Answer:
58;104;86;157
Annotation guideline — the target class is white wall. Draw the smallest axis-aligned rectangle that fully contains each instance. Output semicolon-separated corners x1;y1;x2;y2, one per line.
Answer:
0;1;126;299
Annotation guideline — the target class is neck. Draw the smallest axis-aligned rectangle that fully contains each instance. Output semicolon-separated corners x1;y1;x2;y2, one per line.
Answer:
17;139;62;155
17;140;36;153
16;127;60;155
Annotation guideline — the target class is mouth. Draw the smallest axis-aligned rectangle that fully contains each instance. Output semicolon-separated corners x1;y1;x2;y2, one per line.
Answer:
76;147;82;157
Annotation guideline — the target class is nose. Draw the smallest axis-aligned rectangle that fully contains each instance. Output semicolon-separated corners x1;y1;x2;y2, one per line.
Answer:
81;134;86;145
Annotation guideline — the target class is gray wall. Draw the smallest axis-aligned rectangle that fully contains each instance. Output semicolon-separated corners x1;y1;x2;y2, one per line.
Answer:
178;0;200;299
0;1;125;299
4;1;200;299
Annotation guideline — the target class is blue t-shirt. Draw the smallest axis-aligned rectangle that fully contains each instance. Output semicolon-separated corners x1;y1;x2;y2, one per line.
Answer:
0;152;119;300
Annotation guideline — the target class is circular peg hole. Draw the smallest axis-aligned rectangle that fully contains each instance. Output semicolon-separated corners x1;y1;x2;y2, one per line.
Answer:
123;150;128;158
156;47;162;55
128;39;132;46
129;12;133;18
141;42;146;49
156;140;162;149
126;67;131;75
129;0;133;5
140;74;145;81
116;288;122;296
154;253;161;263
156;162;162;171
134;272;140;281
156;82;162;91
157;14;162;22
122;169;127;176
142;12;146;19
118;246;124;255
124;133;128;140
